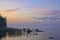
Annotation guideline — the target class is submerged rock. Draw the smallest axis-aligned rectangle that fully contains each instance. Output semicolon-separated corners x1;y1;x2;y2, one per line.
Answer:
49;37;54;39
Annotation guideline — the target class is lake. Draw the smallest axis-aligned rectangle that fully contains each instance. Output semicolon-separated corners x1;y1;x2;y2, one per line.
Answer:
0;26;60;40
1;32;49;40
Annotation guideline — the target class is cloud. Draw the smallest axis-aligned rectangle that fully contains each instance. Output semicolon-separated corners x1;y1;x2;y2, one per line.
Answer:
1;7;60;24
32;8;60;17
44;10;60;15
31;8;60;23
2;8;20;13
33;17;60;22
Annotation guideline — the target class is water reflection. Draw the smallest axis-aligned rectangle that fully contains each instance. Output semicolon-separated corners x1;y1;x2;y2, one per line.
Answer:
0;28;44;40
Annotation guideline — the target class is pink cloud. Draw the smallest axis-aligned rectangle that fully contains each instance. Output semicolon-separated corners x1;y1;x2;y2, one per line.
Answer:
31;8;60;23
34;8;60;15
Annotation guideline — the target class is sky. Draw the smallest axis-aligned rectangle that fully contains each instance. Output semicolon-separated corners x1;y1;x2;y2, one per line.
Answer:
0;0;60;28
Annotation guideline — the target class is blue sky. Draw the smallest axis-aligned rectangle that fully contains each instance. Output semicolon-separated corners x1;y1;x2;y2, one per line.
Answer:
18;0;60;10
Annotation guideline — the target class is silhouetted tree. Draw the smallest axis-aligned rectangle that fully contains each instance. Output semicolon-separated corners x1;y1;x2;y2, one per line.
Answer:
0;14;7;27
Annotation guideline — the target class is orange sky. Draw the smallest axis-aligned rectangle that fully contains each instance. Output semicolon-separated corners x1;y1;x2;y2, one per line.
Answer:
0;12;35;24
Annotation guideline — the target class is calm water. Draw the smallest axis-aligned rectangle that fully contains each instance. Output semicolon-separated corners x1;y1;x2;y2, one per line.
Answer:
0;26;60;40
1;32;49;40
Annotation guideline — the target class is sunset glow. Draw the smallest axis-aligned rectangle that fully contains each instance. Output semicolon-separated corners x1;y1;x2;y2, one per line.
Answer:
0;0;60;27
